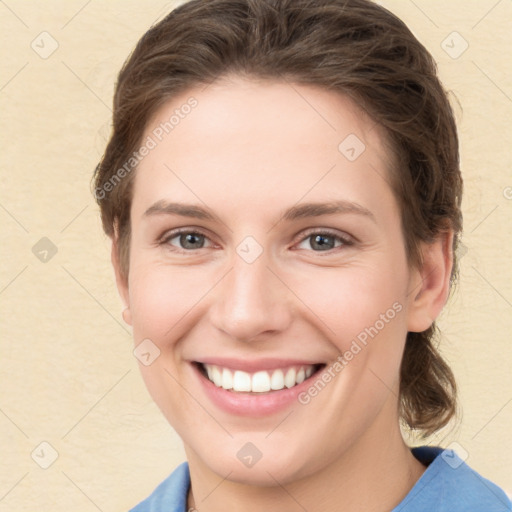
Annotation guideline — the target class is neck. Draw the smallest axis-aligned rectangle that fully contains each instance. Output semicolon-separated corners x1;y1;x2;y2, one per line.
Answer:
186;411;425;512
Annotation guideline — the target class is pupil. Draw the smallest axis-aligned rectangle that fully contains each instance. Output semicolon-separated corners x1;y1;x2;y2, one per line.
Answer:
312;234;334;251
181;233;204;249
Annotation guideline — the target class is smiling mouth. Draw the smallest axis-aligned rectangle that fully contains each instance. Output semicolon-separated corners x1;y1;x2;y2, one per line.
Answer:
196;362;325;393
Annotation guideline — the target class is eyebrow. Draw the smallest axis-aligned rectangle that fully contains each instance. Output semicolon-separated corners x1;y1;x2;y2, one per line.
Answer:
143;199;375;223
144;200;216;220
282;201;376;223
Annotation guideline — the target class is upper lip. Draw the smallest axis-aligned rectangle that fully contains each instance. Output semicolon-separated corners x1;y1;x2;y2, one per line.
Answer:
193;357;324;373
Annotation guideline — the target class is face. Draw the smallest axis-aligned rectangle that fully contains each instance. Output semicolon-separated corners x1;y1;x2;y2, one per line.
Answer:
117;77;436;486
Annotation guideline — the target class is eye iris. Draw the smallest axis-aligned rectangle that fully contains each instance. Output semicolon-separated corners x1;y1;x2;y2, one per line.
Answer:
311;234;335;251
180;233;205;249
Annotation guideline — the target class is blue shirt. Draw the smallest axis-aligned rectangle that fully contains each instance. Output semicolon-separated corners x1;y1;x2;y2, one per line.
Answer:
130;446;511;511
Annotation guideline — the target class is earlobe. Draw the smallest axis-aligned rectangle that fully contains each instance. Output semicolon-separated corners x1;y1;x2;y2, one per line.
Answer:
406;231;454;333
122;306;132;325
111;237;132;326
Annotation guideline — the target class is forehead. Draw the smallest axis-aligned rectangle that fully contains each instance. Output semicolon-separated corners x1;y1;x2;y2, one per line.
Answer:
132;77;397;222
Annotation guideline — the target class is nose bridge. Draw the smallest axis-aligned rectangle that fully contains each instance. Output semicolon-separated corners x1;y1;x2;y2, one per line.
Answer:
210;251;291;341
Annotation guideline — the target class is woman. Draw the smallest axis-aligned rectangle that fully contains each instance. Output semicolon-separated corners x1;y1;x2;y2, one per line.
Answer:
94;0;511;510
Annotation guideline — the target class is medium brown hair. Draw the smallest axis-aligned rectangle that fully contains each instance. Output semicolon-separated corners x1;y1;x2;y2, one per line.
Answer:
94;0;462;436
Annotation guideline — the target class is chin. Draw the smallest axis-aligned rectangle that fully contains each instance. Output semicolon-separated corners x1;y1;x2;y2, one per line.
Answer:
190;434;333;488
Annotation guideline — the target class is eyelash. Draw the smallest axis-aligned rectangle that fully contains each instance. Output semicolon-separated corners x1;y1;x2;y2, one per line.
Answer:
159;228;354;254
295;228;354;253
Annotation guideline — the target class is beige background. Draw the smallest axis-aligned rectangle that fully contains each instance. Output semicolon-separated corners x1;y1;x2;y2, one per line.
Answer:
0;1;511;510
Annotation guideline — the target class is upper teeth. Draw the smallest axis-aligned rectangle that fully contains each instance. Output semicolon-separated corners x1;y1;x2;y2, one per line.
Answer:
203;364;315;393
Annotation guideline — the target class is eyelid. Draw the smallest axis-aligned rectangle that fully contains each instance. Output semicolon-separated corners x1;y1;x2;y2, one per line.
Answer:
292;228;355;250
159;227;216;248
157;226;355;253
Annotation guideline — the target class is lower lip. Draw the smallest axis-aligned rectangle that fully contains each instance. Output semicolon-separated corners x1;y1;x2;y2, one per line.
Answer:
192;363;322;416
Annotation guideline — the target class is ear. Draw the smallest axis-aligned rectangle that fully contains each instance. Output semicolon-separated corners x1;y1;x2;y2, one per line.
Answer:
111;236;132;326
406;230;454;333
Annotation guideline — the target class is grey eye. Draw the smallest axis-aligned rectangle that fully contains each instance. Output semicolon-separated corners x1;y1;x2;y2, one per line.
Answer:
168;232;209;250
297;233;344;251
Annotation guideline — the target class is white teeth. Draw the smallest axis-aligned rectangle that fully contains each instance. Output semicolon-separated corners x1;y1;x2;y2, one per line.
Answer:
233;370;251;392
270;369;284;390
212;366;222;387
203;364;317;393
284;368;296;388
252;371;271;393
221;368;233;390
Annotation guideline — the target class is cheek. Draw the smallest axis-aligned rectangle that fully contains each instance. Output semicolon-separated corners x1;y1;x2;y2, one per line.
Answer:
127;264;213;345
285;254;410;408
288;261;408;348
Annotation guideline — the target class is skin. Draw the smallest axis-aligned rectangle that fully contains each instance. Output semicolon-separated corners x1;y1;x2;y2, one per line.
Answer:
112;76;453;512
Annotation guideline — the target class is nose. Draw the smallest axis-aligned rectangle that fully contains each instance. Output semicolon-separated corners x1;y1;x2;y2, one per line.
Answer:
208;254;293;343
